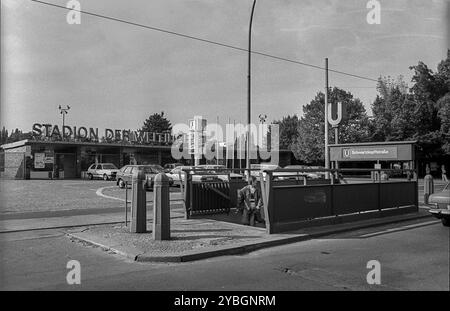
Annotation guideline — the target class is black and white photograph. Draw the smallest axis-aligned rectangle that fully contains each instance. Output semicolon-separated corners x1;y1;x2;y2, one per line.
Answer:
0;0;449;298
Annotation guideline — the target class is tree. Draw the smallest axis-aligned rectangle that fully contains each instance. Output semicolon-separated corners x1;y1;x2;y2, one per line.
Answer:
6;128;32;143
0;127;8;145
438;94;450;154
371;76;419;141
371;50;450;158
141;112;172;133
291;87;370;164
272;115;300;150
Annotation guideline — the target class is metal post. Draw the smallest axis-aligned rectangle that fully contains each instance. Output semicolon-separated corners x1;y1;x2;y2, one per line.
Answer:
153;173;170;240
216;116;220;165
334;127;338;145
324;58;330;179
130;170;147;233
424;169;434;205
246;0;257;183
125;181;128;226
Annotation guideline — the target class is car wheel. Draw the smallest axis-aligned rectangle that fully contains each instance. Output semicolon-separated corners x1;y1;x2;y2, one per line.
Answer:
88;173;93;180
118;179;125;188
103;174;109;181
442;218;450;227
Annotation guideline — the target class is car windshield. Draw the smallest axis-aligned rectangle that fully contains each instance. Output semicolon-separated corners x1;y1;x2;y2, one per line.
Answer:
102;164;118;169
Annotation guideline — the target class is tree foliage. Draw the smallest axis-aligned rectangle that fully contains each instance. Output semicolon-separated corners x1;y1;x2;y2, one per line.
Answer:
141;111;172;133
291;87;370;164
371;50;450;158
272;115;300;150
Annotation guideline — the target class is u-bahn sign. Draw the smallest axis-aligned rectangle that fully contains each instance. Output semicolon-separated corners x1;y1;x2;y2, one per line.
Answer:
342;146;398;160
330;142;415;162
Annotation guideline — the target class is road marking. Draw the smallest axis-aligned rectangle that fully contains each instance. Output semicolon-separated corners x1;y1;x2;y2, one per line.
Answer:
96;186;126;202
95;186;184;203
359;220;441;238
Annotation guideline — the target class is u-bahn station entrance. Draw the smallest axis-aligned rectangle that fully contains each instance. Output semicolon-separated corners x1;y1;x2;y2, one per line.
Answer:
329;141;417;178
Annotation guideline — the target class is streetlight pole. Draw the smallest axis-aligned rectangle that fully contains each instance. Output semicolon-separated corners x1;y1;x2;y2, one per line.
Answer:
324;58;329;179
58;105;70;140
247;0;256;182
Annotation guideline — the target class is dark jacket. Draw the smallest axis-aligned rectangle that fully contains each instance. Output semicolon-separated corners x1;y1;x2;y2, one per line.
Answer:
237;185;263;211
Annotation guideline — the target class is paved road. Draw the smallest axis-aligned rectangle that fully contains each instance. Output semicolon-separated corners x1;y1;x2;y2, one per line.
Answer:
1;218;448;291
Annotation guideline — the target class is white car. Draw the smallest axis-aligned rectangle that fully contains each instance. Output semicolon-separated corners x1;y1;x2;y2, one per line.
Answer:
87;163;120;180
166;166;221;185
247;163;284;181
283;165;323;179
195;165;244;181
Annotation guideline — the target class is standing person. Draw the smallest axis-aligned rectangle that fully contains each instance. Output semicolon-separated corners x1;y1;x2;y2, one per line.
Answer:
442;165;448;182
237;176;264;226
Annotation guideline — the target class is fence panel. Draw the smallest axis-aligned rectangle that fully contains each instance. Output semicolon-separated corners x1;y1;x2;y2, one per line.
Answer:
190;181;231;215
271;185;333;222
380;181;417;209
332;183;379;215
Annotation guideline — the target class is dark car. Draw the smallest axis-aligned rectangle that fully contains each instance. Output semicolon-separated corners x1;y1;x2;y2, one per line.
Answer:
428;182;450;227
116;164;173;190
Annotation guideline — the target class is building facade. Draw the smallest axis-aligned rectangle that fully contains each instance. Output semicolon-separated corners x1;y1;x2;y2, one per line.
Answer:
0;139;176;179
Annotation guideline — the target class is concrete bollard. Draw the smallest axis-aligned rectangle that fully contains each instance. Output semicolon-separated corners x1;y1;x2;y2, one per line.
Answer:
424;174;434;205
131;169;147;233
153;173;170;240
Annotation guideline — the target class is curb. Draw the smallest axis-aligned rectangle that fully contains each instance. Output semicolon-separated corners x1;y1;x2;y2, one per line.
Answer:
67;211;433;263
67;232;141;261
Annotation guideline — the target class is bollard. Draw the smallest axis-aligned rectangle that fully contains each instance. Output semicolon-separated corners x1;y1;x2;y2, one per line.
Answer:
424;174;434;205
153;173;170;240
131;169;147;233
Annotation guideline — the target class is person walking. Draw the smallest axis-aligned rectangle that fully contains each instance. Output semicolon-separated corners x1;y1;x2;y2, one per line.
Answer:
442;165;448;182
237;176;264;226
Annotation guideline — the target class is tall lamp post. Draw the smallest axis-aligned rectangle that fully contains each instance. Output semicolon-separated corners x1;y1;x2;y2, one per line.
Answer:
58;105;70;139
324;58;329;179
246;0;257;182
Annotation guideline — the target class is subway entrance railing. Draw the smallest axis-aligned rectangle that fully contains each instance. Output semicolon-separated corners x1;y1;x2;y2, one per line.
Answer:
180;167;419;234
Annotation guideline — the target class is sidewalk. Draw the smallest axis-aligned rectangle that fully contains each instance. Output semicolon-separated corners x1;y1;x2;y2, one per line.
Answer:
0;208;185;233
66;209;432;263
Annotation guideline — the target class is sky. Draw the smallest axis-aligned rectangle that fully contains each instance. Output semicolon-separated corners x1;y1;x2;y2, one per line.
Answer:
1;0;448;133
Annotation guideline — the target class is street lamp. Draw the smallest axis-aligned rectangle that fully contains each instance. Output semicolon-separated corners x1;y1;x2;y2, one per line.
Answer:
58;105;70;139
246;0;257;182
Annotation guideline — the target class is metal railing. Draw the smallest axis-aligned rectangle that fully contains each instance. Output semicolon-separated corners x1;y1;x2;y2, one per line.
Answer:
181;167;419;232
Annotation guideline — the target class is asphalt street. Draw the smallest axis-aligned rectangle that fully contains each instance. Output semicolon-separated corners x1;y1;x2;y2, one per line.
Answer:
1;217;448;291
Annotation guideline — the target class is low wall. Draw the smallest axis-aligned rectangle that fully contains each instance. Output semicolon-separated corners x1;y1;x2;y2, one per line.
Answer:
265;181;418;233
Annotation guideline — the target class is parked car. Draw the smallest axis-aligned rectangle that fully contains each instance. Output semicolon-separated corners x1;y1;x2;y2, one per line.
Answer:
116;164;173;190
247;163;284;180
194;164;244;181
166;165;221;185
283;165;323;180
166;166;190;186
87;163;119;180
163;162;183;173
428;182;450;227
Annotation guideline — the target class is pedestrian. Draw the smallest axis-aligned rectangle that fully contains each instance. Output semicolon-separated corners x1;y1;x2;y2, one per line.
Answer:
442;165;448;182
237;176;264;226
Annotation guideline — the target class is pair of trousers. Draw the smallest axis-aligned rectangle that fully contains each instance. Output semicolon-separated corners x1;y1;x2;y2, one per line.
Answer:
241;208;262;226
